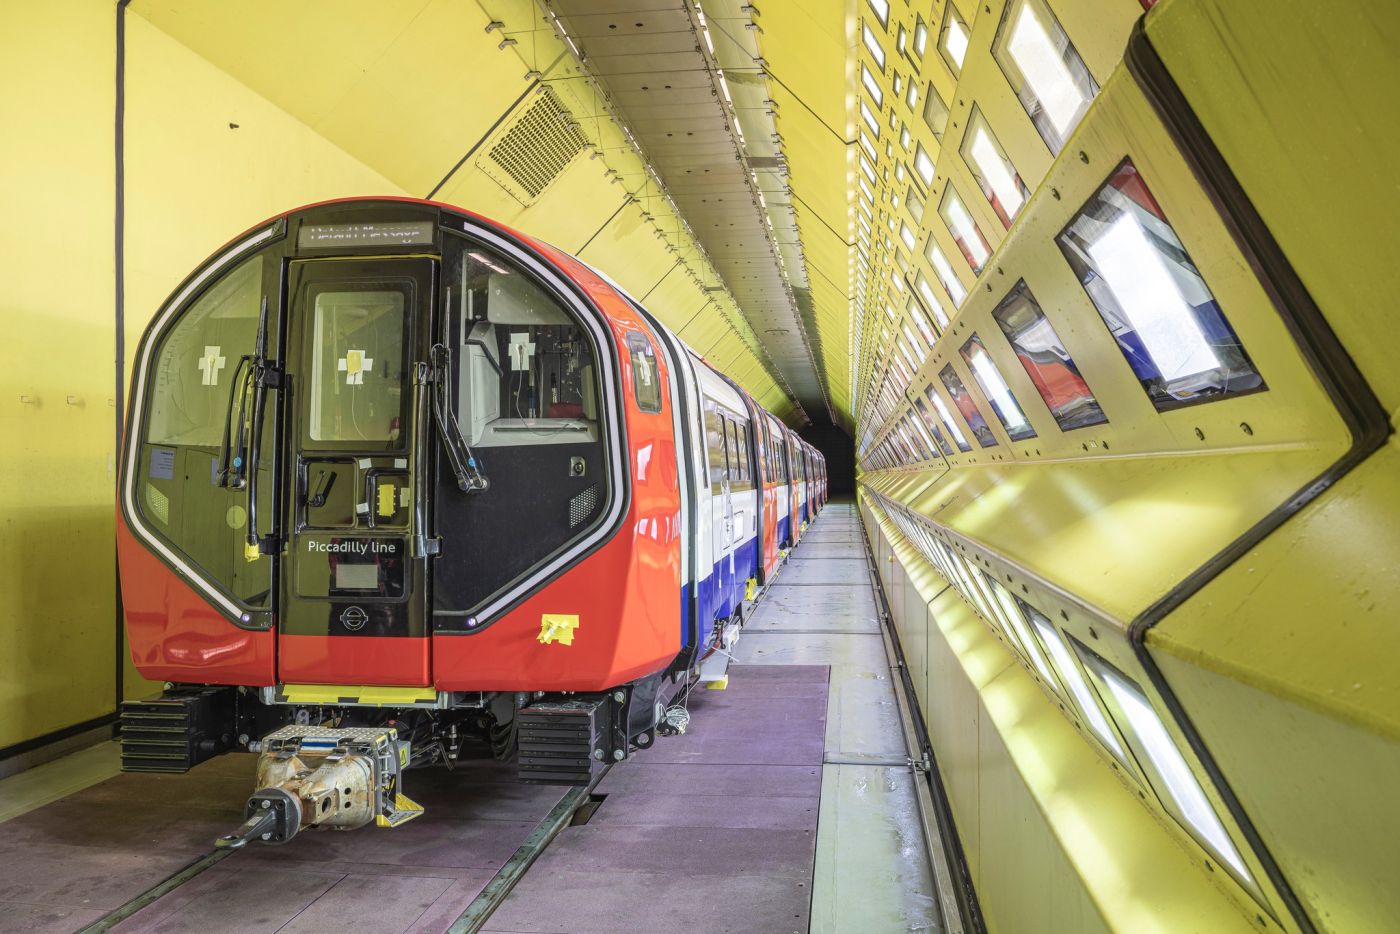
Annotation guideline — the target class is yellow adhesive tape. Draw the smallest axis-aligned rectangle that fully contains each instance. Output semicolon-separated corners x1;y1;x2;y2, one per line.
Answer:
538;614;580;646
378;482;396;517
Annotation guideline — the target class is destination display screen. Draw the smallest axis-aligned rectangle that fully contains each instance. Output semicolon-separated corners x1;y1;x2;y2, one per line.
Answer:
298;221;434;249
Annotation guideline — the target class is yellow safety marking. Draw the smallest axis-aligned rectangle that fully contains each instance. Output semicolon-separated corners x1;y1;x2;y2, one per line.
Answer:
377;482;396;517
243;541;260;562
706;675;729;691
279;684;437;706
538;614;580;646
376;793;424;828
744;578;757;601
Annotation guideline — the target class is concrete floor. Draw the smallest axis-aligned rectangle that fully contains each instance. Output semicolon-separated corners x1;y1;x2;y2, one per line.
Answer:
0;500;940;933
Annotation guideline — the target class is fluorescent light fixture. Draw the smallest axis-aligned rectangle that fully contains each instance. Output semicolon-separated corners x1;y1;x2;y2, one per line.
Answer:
1085;213;1221;381
1028;611;1125;759
1099;668;1253;882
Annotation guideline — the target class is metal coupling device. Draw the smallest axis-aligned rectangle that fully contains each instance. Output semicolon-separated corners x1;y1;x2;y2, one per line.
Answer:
215;725;424;848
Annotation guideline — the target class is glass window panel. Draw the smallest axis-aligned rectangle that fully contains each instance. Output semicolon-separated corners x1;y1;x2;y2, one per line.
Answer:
909;296;940;344
899;222;917;250
922;83;950;141
1023;605;1127;761
627;332;662;413
863;23;887;69
1057;160;1264;410
860;129;879;161
309;288;407;443
939;187;993;274
905;187;926;224
867;0;889;26
939;5;970;74
913;16;929;58
992;280;1107;430
960;334;1036;440
902;322;928;360
939;363;997;447
914;143;936;186
960;107;1030;227
992;0;1098;154
860;100;882;136
862;65;885;107
925;239;967;309
705;403;728;493
906;80;919;109
924;383;971;452
914;397;954;455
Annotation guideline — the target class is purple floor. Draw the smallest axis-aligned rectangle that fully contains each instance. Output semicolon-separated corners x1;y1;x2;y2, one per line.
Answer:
0;665;827;934
482;665;830;934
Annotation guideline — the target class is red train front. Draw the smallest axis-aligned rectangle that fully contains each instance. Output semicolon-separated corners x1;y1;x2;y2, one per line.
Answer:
115;198;822;846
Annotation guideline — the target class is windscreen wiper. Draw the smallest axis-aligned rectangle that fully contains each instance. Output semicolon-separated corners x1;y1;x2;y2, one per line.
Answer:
430;343;487;493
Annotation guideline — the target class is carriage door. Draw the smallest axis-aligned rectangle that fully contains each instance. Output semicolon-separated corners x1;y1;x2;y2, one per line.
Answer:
280;258;435;687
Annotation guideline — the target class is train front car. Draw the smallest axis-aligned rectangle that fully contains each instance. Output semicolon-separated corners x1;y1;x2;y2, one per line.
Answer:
117;198;686;846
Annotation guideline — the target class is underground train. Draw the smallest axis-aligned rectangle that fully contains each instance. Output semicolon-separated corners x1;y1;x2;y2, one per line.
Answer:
115;197;826;845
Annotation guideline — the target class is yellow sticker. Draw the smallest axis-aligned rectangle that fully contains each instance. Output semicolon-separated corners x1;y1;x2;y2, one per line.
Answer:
377;482;396;517
538;614;580;646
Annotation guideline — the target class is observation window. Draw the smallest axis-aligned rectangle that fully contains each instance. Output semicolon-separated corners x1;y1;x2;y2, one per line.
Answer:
923;84;950;142
1077;647;1257;888
992;0;1097;155
867;0;889;26
1057;160;1264;410
627;333;662;413
862;65;885;107
1022;603;1127;761
939;187;993;274
997;588;1061;691
909;297;940;345
992;280;1106;430
905;188;926;223
925;239;967;309
959;334;1036;440
914;273;947;328
860;129;879;161
863;24;887;69
924;383;971;452
913;16;929;59
914;144;936;187
939;364;998;447
730;419;752;488
860;101;882;136
961;108;1030;227
939;5;970;75
906;80;919;109
902;322;928;360
915;399;953;455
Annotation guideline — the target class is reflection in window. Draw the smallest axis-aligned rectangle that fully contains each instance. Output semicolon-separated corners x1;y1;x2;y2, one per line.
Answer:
923;83;950;141
993;0;1098;154
309;288;406;444
961;107;1030;227
939;187;993;274
705;403;728;493
925;383;971;452
1057;160;1264;410
959;334;1036;440
914;398;954;455
628;332;662;413
1079;649;1256;888
925;239;967;310
940;364;997;447
939;5;970;74
993;280;1107;430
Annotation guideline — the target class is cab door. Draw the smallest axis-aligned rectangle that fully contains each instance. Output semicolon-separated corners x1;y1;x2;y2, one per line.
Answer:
278;258;435;686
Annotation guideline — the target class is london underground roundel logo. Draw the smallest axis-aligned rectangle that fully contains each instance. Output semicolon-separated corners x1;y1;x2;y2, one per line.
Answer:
340;605;368;631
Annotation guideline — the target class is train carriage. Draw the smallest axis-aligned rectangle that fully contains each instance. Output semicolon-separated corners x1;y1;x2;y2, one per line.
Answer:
116;197;823;846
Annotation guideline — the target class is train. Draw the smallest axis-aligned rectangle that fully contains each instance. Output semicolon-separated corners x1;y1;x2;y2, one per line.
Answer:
115;197;826;846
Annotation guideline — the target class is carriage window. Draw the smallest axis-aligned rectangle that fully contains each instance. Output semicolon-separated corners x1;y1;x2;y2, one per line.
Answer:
993;280;1107;429
442;247;601;447
705;404;728;493
960;334;1037;441
940;364;998;447
627;332;663;413
307;287;407;444
1058;160;1263;410
729;419;752;490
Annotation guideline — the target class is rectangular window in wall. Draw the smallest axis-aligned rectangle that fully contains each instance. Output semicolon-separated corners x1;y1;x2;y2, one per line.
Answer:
914;272;948;328
863;23;887;69
1076;645;1257;890
992;279;1107;430
861;65;885;107
924;383;971;452
1057;160;1264;410
912;16;929;60
939;363;998;447
960;107;1030;227
909;297;940;345
914;143;936;187
867;0;889;26
992;0;1098;154
939;186;993;274
923;83;950;141
939;4;971;75
914;398;954;455
925;238;967;310
1022;603;1128;763
959;334;1037;440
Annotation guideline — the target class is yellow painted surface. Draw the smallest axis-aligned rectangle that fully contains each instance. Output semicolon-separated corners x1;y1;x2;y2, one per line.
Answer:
0;3;120;747
864;501;1260;933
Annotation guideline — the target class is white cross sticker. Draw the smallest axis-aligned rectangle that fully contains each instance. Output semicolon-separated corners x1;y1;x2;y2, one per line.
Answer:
338;349;374;385
197;346;226;386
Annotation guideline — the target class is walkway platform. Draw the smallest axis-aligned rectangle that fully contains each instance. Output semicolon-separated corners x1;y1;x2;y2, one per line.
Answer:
0;501;940;933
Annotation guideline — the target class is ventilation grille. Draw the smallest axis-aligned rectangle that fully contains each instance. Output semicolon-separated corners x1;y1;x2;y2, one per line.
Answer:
570;484;600;528
478;88;589;206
